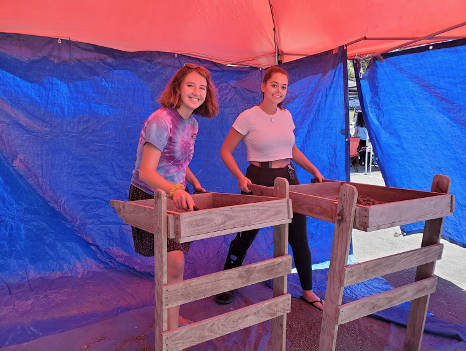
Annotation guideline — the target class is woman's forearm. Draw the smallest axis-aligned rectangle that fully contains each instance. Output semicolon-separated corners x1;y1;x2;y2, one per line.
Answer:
291;145;323;179
220;149;245;181
220;128;247;181
185;167;201;188
139;168;175;194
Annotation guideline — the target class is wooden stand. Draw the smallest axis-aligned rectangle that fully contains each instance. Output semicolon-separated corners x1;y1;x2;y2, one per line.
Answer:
251;175;454;351
110;178;293;351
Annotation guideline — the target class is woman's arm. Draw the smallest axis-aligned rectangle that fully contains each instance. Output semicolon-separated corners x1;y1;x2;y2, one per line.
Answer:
186;166;205;193
139;143;195;210
291;144;324;182
220;128;252;192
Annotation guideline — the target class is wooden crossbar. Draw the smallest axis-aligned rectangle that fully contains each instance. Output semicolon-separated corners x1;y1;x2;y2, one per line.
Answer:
356;196;453;231
289;182;342;198
338;276;438;325
171;199;292;238
343;244;444;286
250;183;338;223
162;294;291;351
163;255;292;308
175;218;292;243
110;198;292;243
253;179;454;231
287;191;337;223
110;199;157;234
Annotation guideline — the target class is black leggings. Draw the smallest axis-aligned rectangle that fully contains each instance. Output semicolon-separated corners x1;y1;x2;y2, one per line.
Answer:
358;139;367;165
223;164;313;290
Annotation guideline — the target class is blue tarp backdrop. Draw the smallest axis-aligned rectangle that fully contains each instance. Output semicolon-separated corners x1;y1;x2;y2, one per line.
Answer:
356;39;466;247
0;33;349;347
0;32;347;280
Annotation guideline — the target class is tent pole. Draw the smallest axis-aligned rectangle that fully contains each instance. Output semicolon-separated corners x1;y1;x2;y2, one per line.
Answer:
360;20;466;60
268;0;282;65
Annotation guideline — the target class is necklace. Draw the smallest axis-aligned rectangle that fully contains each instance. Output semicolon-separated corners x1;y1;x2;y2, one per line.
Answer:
258;104;277;122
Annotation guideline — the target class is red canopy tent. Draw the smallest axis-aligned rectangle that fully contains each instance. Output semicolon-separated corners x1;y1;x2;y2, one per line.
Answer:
1;0;465;67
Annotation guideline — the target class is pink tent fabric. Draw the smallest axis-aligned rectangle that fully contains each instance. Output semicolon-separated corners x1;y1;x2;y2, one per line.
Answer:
1;0;465;67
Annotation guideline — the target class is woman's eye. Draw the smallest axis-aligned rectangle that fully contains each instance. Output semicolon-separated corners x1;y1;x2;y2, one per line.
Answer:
282;86;287;90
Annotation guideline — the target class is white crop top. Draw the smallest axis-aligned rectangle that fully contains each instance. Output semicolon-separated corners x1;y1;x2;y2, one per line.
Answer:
232;105;295;161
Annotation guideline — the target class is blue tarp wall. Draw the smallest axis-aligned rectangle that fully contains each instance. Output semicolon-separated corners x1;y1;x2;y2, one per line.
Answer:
356;39;466;247
0;32;465;348
0;32;348;347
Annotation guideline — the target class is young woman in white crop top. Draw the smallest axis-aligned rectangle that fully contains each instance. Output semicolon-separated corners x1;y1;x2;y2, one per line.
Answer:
215;66;325;311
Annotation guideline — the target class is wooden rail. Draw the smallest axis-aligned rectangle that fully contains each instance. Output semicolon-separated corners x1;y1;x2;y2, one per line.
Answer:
163;295;291;351
163;255;291;308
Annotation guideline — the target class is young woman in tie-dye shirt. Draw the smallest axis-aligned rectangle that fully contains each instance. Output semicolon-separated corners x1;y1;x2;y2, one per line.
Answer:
129;64;218;330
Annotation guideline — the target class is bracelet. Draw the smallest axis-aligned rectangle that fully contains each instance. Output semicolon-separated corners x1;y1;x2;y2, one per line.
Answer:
167;184;185;200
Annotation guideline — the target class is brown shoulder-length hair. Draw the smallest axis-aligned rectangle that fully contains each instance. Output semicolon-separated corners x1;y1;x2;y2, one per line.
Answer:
159;64;219;118
262;66;289;110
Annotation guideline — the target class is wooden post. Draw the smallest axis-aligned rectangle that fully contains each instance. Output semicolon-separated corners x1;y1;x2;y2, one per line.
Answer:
154;190;168;351
271;177;289;351
404;175;451;351
319;184;358;351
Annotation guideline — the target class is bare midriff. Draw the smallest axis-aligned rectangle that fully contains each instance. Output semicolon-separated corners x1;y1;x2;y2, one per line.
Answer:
249;158;290;168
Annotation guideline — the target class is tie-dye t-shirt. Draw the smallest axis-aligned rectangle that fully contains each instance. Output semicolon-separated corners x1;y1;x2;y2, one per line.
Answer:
131;107;198;195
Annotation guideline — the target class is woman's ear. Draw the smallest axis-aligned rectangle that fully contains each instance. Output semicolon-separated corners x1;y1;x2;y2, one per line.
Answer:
260;82;266;93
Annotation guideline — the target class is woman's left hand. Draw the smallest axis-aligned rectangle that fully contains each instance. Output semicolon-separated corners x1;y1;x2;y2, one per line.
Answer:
193;184;206;193
172;189;196;211
314;170;324;183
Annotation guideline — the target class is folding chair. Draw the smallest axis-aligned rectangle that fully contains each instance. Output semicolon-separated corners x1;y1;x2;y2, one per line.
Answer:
349;137;360;172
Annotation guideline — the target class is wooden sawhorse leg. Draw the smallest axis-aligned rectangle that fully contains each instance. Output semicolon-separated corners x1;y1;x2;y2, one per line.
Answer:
271;177;289;351
319;184;358;351
404;175;451;351
154;189;168;351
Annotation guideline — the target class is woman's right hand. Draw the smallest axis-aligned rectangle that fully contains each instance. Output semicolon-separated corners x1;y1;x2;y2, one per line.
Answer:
238;176;252;193
172;189;196;211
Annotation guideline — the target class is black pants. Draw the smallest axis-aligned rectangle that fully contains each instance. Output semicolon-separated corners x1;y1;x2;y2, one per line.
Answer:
223;164;313;290
358;140;367;165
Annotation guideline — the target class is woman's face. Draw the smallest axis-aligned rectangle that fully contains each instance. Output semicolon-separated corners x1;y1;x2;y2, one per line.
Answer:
178;71;207;116
261;73;288;105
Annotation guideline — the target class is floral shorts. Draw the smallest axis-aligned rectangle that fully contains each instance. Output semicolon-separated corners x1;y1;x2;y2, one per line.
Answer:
128;184;191;256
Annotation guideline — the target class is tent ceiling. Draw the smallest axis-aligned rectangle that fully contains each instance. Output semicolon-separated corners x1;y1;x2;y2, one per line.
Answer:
1;0;465;67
